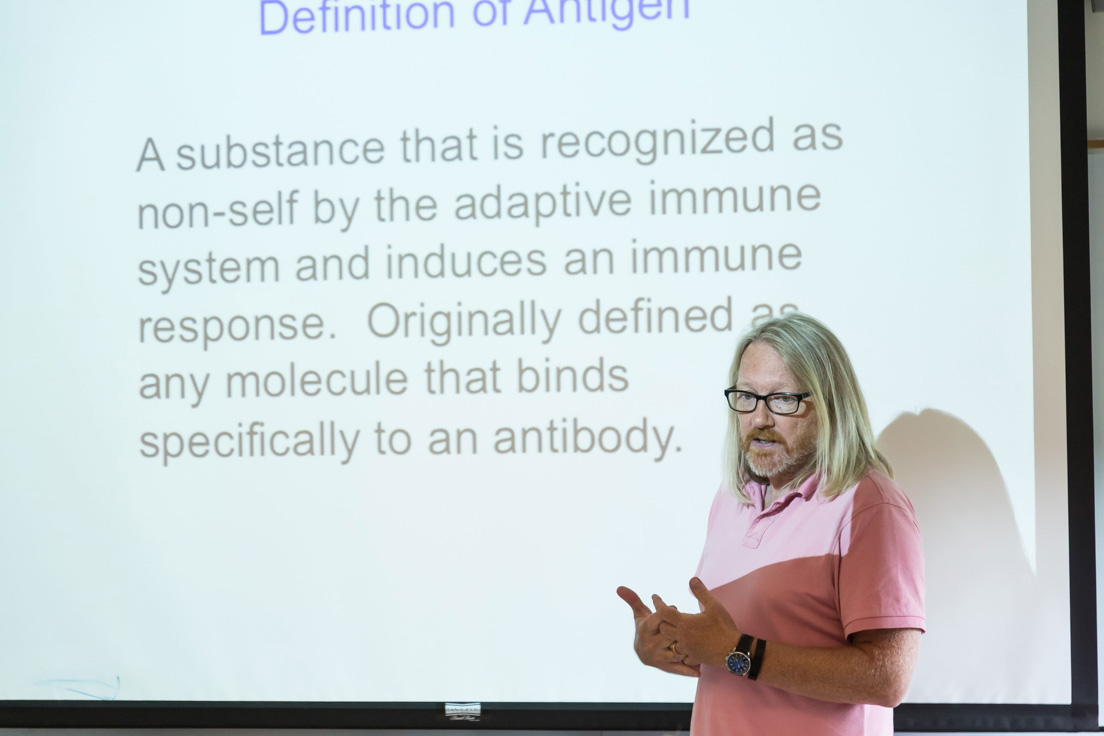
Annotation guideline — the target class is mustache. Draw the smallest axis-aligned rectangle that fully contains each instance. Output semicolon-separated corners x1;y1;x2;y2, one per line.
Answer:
742;428;788;450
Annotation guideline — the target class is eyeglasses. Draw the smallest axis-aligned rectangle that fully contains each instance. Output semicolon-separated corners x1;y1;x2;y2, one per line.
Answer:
724;389;811;415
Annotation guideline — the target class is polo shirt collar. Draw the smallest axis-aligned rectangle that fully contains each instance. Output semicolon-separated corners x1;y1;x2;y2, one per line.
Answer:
745;472;822;507
794;473;821;500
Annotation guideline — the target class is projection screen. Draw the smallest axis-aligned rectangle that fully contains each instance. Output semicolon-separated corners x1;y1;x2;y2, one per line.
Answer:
0;0;1091;730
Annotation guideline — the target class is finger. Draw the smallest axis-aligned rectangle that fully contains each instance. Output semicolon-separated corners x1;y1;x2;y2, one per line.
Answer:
652;594;682;623
635;609;666;640
689;577;718;609
617;586;652;619
657;621;677;638
656;645;687;664
652;593;678;614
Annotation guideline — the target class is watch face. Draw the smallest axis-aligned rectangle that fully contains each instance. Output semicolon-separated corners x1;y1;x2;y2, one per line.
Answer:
726;651;752;676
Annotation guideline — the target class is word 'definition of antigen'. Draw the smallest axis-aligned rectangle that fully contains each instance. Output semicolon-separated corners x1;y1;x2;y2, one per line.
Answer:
257;0;691;35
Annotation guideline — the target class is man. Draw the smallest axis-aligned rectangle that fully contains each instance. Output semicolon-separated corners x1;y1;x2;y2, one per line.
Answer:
618;313;924;735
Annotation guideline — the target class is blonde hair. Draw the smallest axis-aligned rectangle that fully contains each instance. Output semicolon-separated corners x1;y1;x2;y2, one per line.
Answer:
723;313;891;503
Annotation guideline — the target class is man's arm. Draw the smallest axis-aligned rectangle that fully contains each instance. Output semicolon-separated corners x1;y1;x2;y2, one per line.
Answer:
753;627;919;707
655;578;920;706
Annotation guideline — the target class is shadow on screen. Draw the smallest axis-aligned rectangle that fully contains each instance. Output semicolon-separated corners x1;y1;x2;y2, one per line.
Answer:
877;409;1038;699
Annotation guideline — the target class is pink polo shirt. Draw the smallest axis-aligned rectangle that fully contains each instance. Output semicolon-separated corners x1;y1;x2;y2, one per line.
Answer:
692;472;925;736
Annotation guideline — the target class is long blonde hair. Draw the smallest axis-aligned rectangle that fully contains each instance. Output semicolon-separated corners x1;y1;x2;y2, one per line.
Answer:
723;313;891;503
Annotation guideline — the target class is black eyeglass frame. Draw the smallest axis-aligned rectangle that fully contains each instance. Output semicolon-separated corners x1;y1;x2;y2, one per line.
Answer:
724;389;812;415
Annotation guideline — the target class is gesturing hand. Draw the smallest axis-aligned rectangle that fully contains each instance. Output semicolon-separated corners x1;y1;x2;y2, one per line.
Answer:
616;586;701;677
653;577;741;669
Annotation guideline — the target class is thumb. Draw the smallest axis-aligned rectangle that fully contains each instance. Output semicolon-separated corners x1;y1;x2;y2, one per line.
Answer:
689;577;718;609
616;586;652;619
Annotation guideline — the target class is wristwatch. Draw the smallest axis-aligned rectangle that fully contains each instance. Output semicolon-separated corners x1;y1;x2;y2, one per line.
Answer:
725;634;755;677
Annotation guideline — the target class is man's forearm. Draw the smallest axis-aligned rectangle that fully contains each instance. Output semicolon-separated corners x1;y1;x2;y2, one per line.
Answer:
739;629;920;707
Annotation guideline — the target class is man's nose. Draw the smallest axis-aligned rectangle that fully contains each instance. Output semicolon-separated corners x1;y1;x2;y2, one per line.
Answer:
750;400;774;428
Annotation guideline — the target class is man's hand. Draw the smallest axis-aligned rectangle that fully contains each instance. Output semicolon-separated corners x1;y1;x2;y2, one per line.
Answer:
616;586;700;677
653;577;741;668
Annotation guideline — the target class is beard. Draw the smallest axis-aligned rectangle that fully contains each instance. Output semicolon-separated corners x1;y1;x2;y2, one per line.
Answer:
741;423;817;485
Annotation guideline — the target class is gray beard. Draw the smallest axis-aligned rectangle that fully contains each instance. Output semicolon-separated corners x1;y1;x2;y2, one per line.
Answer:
746;448;814;486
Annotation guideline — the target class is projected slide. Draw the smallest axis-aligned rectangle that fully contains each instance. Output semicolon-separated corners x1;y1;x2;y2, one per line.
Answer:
0;0;1069;706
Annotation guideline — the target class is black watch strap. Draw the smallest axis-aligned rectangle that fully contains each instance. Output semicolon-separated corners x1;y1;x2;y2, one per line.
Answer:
748;637;766;681
736;633;754;657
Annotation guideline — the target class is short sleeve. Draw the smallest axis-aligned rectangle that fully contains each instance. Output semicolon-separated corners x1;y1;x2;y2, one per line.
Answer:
838;501;926;639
